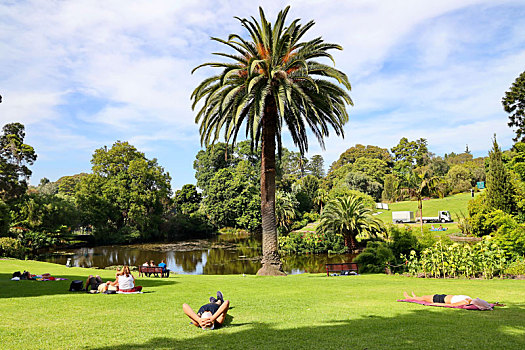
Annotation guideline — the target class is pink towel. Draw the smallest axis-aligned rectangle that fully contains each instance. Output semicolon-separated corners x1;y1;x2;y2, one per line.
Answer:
397;299;495;310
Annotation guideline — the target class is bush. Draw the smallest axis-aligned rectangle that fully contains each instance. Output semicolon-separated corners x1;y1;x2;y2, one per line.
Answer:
278;230;345;255
404;238;507;279
504;256;525;275
353;241;394;273
0;237;25;258
352;226;421;274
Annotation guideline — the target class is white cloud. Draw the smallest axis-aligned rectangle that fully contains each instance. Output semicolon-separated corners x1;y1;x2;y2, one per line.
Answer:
0;0;523;187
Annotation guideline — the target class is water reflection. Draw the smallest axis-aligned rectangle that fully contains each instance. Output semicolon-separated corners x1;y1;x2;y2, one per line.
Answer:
40;235;356;275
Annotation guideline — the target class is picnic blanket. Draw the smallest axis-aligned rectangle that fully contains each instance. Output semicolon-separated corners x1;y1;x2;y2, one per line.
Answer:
116;291;143;294
32;274;68;281
397;299;495;310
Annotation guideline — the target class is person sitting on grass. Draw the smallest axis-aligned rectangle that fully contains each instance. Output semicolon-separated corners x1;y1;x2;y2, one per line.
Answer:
403;292;492;309
183;291;230;329
117;266;142;293
85;275;103;292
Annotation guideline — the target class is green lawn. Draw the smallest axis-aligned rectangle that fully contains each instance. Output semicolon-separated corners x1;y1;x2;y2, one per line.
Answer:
1;259;524;349
373;192;477;235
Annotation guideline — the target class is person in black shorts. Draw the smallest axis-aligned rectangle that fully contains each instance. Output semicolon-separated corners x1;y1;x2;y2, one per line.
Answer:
183;291;230;329
85;275;103;292
403;291;492;309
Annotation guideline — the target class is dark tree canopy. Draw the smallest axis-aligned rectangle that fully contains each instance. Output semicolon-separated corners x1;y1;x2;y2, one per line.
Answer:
503;71;525;142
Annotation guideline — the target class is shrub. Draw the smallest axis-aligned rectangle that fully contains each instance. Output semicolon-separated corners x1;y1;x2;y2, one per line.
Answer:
278;230;345;255
353;241;394;273
504;256;525;276
0;237;25;258
403;238;507;279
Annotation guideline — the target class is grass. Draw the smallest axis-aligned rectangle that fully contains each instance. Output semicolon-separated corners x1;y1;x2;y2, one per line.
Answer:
2;259;524;349
373;192;477;235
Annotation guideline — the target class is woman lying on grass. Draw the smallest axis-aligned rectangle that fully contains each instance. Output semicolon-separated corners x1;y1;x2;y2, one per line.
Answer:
183;291;230;330
403;292;492;310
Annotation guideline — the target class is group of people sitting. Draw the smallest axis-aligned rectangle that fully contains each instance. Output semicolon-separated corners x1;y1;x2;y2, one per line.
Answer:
85;265;142;293
430;225;448;231
141;259;169;277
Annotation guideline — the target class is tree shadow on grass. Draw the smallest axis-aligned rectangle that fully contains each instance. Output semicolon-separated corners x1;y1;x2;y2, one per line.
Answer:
0;273;179;299
90;305;525;350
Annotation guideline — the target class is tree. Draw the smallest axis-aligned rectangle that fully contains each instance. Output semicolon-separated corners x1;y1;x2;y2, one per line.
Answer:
398;170;442;234
192;7;352;275
503;71;525;142
317;194;384;252
275;190;298;234
486;136;516;214
340;172;382;201
306;154;325;178
330;144;391;172
173;184;202;215
0;123;37;201
193;143;235;191
76;141;172;242
201;160;261;231
391;137;429;174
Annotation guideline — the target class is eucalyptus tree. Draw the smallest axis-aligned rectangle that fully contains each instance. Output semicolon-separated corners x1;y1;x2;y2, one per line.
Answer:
317;195;383;252
191;6;352;275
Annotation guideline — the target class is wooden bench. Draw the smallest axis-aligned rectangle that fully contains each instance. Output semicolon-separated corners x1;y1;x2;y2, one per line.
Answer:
326;262;359;276
138;266;170;278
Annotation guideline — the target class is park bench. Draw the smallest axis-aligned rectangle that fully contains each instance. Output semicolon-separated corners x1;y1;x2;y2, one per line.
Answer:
326;262;359;276
138;266;170;278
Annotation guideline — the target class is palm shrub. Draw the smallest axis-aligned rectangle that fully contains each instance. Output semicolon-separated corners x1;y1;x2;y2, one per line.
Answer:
275;190;298;234
192;6;352;275
317;194;384;252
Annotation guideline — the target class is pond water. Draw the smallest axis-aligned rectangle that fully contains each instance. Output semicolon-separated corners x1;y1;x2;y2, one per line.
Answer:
39;234;356;275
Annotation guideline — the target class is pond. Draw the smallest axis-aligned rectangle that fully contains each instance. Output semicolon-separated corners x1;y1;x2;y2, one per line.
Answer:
39;234;356;275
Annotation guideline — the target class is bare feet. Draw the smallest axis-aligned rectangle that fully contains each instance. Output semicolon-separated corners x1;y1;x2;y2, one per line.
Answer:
403;292;410;298
412;291;416;298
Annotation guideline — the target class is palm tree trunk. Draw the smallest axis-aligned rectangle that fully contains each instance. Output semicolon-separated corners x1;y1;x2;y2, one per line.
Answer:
257;95;285;276
418;197;423;234
344;232;357;252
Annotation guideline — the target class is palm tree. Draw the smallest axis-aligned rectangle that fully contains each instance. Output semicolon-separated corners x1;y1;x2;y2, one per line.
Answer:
191;7;352;275
317;195;384;252
314;188;329;213
397;170;442;234
275;190;298;234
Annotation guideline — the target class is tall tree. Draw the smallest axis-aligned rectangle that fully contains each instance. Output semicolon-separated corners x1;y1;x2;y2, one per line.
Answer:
503;71;525;142
486;135;516;213
317;195;383;251
330;144;391;172
76;141;172;242
307;154;325;178
391;137;429;174
191;7;352;275
0;123;37;201
398;170;442;234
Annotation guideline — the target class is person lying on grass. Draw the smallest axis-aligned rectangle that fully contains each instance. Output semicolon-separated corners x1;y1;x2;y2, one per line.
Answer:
183;291;230;330
403;291;492;310
85;275;103;292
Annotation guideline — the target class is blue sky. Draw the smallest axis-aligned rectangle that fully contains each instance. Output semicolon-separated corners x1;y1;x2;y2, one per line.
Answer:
1;0;524;190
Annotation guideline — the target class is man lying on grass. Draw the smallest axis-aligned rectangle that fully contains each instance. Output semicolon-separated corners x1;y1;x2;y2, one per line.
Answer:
183;291;230;329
